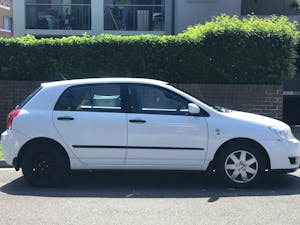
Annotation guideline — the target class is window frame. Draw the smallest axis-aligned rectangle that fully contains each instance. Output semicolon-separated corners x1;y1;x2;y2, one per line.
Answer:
54;82;209;117
3;16;12;31
125;83;205;116
103;0;165;32
54;83;127;113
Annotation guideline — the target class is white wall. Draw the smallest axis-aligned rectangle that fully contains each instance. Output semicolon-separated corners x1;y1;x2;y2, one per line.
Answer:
90;0;102;35
174;0;241;34
13;0;26;37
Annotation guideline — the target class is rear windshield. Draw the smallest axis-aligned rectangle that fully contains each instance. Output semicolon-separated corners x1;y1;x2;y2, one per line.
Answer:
16;86;42;109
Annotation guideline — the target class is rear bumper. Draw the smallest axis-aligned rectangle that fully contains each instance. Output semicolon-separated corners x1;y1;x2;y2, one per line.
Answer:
1;130;29;166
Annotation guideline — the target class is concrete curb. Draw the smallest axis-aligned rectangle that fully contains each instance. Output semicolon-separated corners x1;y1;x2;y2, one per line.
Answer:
0;160;12;168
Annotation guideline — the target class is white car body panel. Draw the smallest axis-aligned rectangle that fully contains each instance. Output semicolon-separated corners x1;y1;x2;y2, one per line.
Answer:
53;111;127;165
127;113;208;167
203;111;299;168
1;78;300;172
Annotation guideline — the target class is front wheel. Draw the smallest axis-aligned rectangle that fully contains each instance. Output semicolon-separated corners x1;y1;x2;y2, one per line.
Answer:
215;143;267;188
22;143;68;187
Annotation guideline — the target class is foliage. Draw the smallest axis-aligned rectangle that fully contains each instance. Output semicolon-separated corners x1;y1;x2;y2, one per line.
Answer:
0;14;298;84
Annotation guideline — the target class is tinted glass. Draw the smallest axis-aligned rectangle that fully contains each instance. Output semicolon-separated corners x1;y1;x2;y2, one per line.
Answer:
55;84;122;112
128;85;189;115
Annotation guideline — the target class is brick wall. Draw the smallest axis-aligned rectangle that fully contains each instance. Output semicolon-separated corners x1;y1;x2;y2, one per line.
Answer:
0;0;11;8
175;84;283;120
0;80;283;132
0;81;41;132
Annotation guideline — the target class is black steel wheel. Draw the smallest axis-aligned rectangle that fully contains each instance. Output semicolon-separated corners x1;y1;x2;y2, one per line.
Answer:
22;143;68;187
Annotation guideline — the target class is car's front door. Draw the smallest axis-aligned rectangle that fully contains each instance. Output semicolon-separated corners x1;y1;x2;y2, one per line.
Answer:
53;83;127;166
126;84;208;168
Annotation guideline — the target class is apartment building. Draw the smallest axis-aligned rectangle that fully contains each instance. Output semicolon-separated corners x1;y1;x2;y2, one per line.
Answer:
12;0;300;38
0;0;12;37
13;0;240;37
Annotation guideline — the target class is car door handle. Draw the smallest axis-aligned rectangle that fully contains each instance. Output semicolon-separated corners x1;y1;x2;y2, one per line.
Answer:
57;116;74;121
129;119;146;123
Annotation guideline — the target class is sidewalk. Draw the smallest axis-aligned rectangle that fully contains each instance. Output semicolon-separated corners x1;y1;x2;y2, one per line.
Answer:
1;126;300;168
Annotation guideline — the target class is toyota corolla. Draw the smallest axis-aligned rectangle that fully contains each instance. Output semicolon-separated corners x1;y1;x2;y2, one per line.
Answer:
1;78;299;187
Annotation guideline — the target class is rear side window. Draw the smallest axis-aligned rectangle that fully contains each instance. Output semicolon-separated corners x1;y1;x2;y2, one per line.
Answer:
17;86;42;109
55;84;122;112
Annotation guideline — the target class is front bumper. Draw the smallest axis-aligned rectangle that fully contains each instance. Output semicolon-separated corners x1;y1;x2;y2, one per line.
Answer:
1;130;29;166
260;138;300;170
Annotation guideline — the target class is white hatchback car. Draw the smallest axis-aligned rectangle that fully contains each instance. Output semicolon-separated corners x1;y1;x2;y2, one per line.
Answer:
1;78;300;187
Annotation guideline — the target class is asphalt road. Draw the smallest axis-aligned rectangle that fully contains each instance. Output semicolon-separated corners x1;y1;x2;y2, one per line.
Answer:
1;169;300;225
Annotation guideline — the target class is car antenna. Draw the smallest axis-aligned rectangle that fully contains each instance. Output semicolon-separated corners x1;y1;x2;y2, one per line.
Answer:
52;65;69;80
57;70;68;80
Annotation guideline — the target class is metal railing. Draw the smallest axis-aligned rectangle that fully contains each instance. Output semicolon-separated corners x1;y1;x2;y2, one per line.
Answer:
104;4;164;31
25;3;91;30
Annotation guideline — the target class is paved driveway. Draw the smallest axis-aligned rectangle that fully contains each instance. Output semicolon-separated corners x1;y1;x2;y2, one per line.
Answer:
1;169;300;225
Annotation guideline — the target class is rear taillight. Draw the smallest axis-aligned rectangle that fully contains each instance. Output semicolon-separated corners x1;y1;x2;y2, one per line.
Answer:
7;109;21;130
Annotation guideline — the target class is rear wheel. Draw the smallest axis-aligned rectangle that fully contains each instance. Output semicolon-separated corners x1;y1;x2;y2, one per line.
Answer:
216;143;267;188
22;143;68;187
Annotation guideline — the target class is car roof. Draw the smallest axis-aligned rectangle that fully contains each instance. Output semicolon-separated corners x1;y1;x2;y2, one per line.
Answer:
41;78;168;88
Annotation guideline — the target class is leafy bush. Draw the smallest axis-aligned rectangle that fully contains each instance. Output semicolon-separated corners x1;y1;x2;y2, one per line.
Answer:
0;14;298;84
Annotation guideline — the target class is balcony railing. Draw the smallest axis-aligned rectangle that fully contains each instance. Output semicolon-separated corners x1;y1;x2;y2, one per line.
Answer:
25;3;91;30
104;4;164;31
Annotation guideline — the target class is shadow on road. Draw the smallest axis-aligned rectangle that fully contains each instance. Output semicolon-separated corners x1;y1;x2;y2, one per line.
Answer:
1;170;300;201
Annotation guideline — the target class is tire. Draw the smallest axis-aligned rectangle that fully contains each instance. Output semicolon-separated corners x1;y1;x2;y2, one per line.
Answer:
215;142;267;188
22;143;68;187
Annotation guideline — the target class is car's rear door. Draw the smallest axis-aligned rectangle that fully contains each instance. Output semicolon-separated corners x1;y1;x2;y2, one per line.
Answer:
53;83;127;166
126;84;208;168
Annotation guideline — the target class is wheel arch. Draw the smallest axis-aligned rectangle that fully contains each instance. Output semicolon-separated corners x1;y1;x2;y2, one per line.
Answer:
208;137;271;172
16;137;70;170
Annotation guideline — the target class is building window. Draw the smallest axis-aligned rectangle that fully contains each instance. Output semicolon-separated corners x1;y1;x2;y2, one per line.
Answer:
104;0;165;31
3;16;12;31
25;0;91;30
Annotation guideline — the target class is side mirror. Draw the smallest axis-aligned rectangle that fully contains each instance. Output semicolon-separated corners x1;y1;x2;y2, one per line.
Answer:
188;103;200;115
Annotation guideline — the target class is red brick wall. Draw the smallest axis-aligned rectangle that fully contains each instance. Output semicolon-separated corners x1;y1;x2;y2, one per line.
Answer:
175;84;283;120
0;80;283;132
0;81;41;132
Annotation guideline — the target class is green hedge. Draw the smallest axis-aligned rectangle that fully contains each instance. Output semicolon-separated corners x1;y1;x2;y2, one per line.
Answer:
0;15;299;84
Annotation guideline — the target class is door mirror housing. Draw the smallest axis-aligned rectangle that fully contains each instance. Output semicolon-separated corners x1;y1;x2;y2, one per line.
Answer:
188;103;200;115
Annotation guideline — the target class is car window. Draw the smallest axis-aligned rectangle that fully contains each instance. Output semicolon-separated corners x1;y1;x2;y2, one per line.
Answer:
128;84;189;115
55;84;122;112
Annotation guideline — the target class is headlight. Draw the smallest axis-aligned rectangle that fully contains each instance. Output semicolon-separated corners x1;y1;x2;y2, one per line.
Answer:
269;126;295;140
